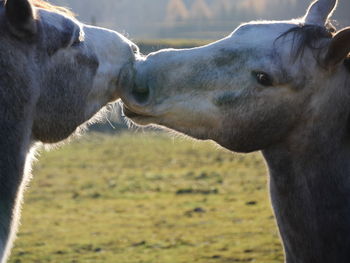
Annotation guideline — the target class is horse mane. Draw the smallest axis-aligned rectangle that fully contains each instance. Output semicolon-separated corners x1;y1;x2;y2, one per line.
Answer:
31;0;75;17
277;24;334;65
277;23;350;73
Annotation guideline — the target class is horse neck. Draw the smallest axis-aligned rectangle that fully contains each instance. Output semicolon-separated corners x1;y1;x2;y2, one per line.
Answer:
262;113;350;262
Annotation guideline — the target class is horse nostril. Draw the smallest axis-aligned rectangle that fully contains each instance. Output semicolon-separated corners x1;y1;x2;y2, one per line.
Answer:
131;85;150;104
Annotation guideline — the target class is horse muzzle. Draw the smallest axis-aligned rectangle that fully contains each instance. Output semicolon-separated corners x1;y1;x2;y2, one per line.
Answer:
119;60;158;120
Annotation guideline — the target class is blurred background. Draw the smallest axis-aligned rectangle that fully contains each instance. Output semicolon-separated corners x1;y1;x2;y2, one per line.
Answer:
9;1;350;263
52;0;350;40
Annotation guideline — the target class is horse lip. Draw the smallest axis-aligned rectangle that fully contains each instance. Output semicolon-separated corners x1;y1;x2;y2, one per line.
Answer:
122;104;153;119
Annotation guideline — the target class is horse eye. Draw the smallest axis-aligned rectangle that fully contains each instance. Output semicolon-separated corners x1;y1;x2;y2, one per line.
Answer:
253;71;273;87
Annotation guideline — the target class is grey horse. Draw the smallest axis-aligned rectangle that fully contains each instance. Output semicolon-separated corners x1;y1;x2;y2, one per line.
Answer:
121;0;350;262
0;0;136;261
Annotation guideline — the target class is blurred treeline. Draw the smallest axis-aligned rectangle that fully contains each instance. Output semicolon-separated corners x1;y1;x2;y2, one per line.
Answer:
52;0;350;40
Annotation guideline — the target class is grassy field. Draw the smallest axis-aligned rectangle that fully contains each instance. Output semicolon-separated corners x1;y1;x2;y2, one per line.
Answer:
9;132;283;263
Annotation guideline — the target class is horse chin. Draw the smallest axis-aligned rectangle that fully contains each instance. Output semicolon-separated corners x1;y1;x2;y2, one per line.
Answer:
216;141;258;154
122;103;219;142
128;117;155;126
154;122;214;142
214;132;265;153
122;104;156;126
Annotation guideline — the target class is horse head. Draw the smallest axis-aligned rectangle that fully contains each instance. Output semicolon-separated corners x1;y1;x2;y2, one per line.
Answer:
0;0;137;143
122;0;350;153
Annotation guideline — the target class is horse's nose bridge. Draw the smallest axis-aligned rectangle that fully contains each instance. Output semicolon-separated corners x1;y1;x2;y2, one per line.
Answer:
131;49;190;106
83;25;135;70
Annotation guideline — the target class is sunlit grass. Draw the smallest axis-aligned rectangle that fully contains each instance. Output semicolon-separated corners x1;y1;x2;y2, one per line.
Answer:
10;132;283;263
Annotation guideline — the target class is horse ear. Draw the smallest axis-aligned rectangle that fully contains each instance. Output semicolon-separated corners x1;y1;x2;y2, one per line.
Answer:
324;27;350;68
5;0;37;38
304;0;337;26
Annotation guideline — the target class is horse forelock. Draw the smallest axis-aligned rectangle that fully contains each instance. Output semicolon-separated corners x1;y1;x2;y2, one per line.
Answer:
276;23;335;66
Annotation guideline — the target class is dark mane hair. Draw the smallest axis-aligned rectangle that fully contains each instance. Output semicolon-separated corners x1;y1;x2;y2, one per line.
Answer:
276;23;334;65
277;24;350;73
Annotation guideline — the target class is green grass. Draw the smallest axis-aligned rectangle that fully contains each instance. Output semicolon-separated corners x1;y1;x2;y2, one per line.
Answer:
9;132;283;263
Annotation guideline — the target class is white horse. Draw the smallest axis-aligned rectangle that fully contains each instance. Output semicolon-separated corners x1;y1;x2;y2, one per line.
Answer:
121;0;350;262
0;0;136;262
